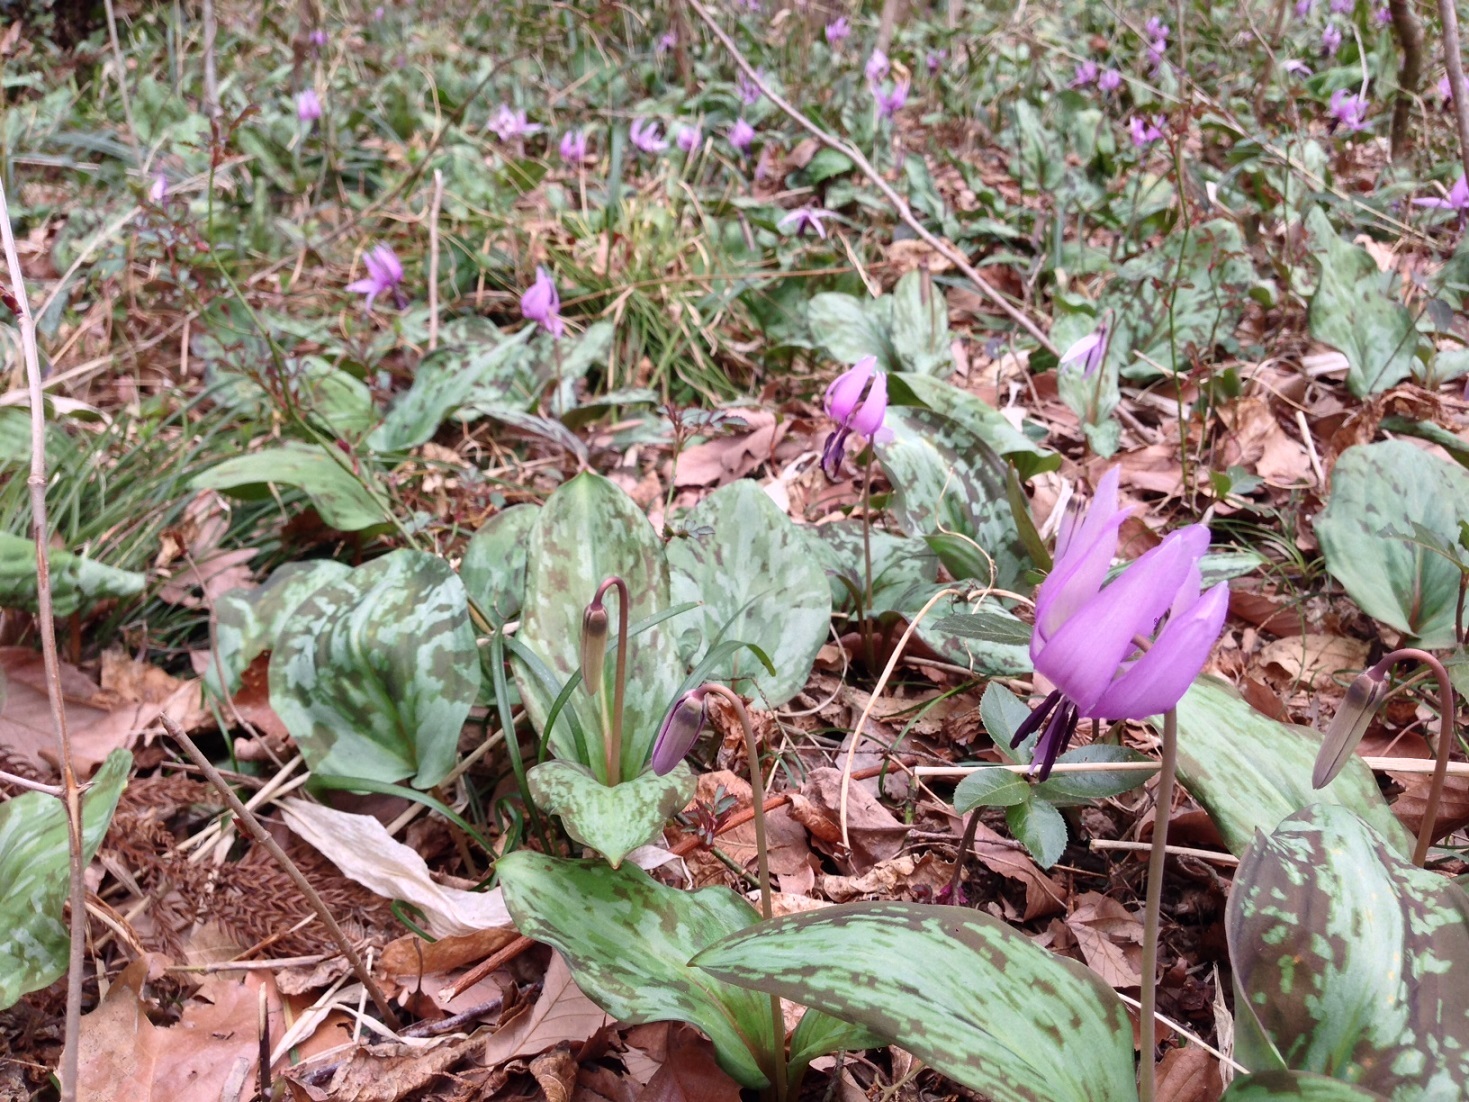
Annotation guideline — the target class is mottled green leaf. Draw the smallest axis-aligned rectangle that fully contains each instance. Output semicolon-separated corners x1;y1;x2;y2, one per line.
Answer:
905;589;1032;677
1170;678;1414;859
876;407;1027;591
694;902;1137;1102
1228;805;1469;1099
0;532;146;617
0;749;130;1009
1306;207;1421;397
667;481;831;707
496;851;777;1087
932;610;1033;648
190;443;386;531
807;292;898;370
1006;796;1067;868
459;504;539;625
1316;441;1469;650
368;327;531;452
270;550;480;788
516;473;682;782
808;524;938;614
212;359;376;439
787;1009;883;1083
888;372;1058;475
953;766;1030;811
889;270;950;376
1221;1072;1388;1101
209;560;351;695
527;760;695;868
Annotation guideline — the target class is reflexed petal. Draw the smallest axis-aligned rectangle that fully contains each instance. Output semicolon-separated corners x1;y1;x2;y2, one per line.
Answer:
1058;332;1102;368
1035;469;1127;642
1035;530;1206;713
1090;581;1228;719
823;357;876;423
849;370;887;436
820;426;852;479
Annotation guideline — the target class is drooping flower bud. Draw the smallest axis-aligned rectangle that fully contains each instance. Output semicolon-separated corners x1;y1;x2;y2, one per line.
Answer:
580;596;609;698
651;687;710;775
1312;666;1393;788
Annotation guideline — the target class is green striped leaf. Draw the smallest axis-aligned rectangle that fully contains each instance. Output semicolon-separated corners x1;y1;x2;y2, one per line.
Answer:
191;442;386;532
496;851;777;1087
694;901;1137;1102
1221;1072;1388;1101
0;749;130;1009
526;760;694;868
270;549;480;789
0;532;145;617
209;560;351;695
1228;804;1469;1099
459;503;538;625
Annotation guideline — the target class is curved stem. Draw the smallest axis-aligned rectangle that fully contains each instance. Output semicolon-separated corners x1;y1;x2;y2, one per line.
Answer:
861;456;875;671
701;684;787;1102
596;577;631;787
1371;649;1459;866
1137;708;1178;1102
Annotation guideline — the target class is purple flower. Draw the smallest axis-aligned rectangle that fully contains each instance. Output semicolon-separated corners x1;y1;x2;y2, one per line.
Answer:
1059;322;1109;377
1098;68;1123;92
779;207;835;238
825;17;850;45
1328;89;1370;131
520;267;565;338
1129;114;1164;146
873;78;909;119
820;356;888;479
559;129;588;165
865;49;890;84
657;30;677;54
489;105;542;142
1147;38;1167;69
728;117;755;153
1439;74;1453;103
1282;58;1313;77
676;122;703;152
1329;0;1353;12
308;28;328;50
737;70;764;105
926;49;948;75
1014;468;1229;779
629;118;669;154
148;173;167;203
296;89;323;124
1145;17;1170;40
346;244;405;310
1321;23;1342;56
1296;0;1314;15
1072;60;1100;87
1413;174;1469;212
373;7;385;21
1373;4;1391;23
652;687;710;775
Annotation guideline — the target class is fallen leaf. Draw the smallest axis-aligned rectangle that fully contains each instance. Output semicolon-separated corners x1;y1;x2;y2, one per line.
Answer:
674;410;783;487
820;854;953;903
1155;1043;1223;1102
964;818;1069;921
1216;397;1311;487
791;767;908;868
1360;730;1469;841
483;952;612;1067
1258;634;1368;690
1066;891;1144;989
694;770;810;877
286;1035;481;1102
380;926;522;978
157;547;258;608
280;799;513;937
635;1033;741;1102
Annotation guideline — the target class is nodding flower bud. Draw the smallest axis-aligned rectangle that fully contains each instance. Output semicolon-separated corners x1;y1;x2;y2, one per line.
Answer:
580;598;609;697
651;687;710;776
1313;666;1392;789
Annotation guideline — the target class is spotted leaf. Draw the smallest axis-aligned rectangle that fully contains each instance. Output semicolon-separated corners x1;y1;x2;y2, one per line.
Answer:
270;549;480;789
527;760;695;868
1221;1072;1388;1101
0;532;146;617
459;503;538;625
694;901;1137;1102
210;560;351;695
1229;804;1469;1099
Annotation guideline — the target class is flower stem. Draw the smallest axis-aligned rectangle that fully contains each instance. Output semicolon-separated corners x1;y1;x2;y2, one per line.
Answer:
702;684;787;1102
861;454;875;671
1137;707;1178;1102
599;576;630;788
1371;648;1459;866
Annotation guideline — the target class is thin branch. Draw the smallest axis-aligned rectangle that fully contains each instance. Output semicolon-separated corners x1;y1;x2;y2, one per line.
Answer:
161;716;402;1030
0;771;66;797
682;0;1057;353
202;0;220;119
0;171;88;1102
1388;0;1427;158
102;0;141;157
427;169;444;351
1439;0;1469;185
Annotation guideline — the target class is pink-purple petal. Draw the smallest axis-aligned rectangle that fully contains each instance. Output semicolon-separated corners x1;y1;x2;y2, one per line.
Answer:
1091;582;1228;718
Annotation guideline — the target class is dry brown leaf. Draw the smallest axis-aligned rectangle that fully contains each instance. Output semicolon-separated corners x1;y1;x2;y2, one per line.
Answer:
1216;397;1311;488
1066;891;1144;988
1258;634;1368;690
694;770;811;877
483;952;611;1067
819;853;952;903
381;926;522;978
635;1034;741;1102
673;410;784;488
530;1047;580;1102
1359;730;1469;841
792;767;908;868
158;547;259;608
965;819;1069;921
0;646;204;775
75;959;284;1100
1155;1044;1223;1102
287;1035;481;1102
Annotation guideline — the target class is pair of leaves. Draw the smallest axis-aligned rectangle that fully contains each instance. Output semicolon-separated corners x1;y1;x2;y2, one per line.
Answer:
0;532;146;617
1229;804;1469;1099
1316;440;1469;651
806;271;951;376
0;749;130;1009
496;852;876;1089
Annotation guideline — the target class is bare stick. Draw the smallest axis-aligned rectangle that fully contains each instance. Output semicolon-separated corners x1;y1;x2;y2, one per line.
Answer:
102;0;141;156
1439;0;1469;185
682;0;1056;353
428;169;444;351
0;771;65;796
1137;707;1178;1102
202;0;220;119
0;172;88;1102
1388;0;1427;158
161;716;401;1029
